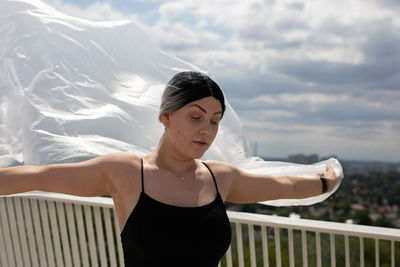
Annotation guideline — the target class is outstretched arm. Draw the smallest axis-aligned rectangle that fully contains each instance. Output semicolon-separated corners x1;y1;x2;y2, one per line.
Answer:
0;152;132;198
225;164;338;204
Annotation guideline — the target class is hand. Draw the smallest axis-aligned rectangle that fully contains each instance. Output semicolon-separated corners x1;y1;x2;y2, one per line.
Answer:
321;165;338;192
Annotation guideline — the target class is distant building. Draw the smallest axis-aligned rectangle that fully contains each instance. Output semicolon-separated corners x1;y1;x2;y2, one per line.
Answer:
288;153;319;164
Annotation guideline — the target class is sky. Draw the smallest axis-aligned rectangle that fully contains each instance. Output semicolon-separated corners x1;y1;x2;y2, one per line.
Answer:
43;0;400;162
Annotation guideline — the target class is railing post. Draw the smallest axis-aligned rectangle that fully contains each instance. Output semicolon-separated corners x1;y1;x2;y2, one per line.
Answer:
360;237;364;267
14;198;31;267
56;201;73;267
345;235;350;267
32;198;49;267
66;203;81;267
274;227;281;267
375;239;379;267
0;198;14;267
84;206;99;267
39;199;56;267
248;224;256;267
288;228;294;267
316;232;321;267
104;208;118;267
94;206;108;266
391;240;394;267
302;230;308;267
76;204;91;267
5;198;24;267
49;200;63;267
112;209;124;267
22;198;40;267
236;223;245;267
226;244;233;267
0;202;9;267
261;226;269;267
330;233;336;267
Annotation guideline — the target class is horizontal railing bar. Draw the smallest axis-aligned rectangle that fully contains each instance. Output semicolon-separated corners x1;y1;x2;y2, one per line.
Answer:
227;211;400;241
2;191;114;208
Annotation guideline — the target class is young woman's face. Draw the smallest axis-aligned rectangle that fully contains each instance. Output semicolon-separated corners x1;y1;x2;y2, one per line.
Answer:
162;96;223;159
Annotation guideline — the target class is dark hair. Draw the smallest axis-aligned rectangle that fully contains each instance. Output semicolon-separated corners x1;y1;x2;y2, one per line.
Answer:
159;71;226;121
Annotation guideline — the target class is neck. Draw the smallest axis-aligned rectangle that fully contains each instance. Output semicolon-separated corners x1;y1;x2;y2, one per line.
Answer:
152;136;196;175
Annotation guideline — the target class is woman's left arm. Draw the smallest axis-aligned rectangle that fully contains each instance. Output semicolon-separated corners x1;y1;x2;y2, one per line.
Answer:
225;164;338;204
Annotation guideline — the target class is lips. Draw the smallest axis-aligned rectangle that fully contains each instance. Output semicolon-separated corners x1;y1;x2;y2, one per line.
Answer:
193;140;207;146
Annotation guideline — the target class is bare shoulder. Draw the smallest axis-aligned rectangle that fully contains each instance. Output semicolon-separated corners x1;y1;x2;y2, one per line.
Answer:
101;152;141;179
202;160;241;177
98;152;140;168
95;152;141;195
201;160;241;200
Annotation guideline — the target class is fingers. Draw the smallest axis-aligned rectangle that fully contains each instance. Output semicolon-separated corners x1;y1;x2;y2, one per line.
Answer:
326;165;333;172
318;165;334;178
318;165;329;177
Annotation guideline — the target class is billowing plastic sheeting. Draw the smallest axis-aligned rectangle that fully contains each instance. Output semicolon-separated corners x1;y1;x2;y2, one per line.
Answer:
236;157;343;206
0;0;343;206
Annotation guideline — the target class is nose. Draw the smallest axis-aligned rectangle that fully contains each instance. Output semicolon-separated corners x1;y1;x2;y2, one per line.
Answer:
199;122;213;136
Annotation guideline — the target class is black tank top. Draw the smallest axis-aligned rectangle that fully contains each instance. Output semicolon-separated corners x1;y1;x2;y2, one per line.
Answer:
120;159;232;267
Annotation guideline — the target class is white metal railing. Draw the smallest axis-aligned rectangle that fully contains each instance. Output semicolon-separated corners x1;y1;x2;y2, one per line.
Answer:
223;211;400;267
0;192;123;267
1;192;400;267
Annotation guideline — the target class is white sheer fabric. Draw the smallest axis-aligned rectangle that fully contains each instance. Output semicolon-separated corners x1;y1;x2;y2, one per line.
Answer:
0;0;343;206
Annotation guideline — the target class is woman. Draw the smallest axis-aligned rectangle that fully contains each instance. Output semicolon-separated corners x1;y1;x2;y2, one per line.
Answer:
0;71;339;267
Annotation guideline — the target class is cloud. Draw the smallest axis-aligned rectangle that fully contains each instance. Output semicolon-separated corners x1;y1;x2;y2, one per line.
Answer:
231;87;400;161
233;90;400;123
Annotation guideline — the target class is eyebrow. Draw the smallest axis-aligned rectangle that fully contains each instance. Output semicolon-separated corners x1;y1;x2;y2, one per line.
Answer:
190;104;222;115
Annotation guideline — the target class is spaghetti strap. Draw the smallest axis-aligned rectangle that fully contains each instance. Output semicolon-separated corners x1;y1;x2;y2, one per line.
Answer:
140;158;144;193
201;162;219;194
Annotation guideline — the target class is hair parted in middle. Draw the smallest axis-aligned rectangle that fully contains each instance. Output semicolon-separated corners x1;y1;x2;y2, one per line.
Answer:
159;71;226;122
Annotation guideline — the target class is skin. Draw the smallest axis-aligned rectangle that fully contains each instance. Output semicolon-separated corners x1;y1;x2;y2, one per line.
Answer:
0;96;339;232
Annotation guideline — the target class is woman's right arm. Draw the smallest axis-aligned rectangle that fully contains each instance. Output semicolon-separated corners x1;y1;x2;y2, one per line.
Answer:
0;152;134;198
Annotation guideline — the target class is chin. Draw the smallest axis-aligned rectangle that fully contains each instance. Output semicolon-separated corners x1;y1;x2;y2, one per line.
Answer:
185;148;208;160
190;151;206;160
